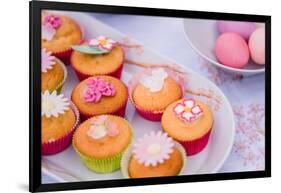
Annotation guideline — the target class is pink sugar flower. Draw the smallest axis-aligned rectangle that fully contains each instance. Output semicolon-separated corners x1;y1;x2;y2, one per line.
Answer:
43;15;62;29
88;36;117;51
83;77;116;103
173;99;203;122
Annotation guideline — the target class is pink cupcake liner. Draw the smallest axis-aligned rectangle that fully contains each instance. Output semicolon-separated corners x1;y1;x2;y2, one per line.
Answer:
128;68;186;122
70;45;125;81
135;107;163;122
53;49;73;66
42;102;80;155
71;60;124;82
79;99;127;121
179;128;212;156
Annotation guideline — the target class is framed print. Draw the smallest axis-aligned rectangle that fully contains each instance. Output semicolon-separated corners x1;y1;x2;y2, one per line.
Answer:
29;0;271;192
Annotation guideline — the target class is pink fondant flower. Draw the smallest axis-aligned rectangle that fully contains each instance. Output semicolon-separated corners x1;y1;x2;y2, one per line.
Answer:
43;15;62;29
88;36;117;51
106;121;119;137
87;115;120;140
41;48;56;73
83;77;116;103
173;99;203;122
132;131;175;167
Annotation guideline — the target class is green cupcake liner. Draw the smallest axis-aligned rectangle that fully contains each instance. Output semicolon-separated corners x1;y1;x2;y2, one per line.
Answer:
74;145;125;173
73;115;134;174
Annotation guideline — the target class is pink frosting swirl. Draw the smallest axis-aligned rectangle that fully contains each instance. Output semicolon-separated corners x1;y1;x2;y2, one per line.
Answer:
83;77;116;103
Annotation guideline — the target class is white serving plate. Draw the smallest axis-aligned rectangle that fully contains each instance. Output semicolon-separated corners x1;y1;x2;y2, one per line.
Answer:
182;18;265;76
42;11;235;183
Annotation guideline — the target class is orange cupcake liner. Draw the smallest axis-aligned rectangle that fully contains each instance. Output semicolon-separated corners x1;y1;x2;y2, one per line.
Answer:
42;102;80;155
179;128;212;156
70;45;125;81
128;68;186;122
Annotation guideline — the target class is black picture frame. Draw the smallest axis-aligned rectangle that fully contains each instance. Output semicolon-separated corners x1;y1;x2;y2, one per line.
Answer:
29;0;271;192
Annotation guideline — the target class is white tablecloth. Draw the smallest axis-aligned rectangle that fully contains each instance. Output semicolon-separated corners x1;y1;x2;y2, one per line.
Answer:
42;13;265;183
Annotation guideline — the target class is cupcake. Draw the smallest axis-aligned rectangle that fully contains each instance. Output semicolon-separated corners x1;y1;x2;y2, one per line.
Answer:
71;36;124;81
41;48;67;93
42;91;80;155
161;98;214;155
121;131;186;178
41;13;82;64
71;76;128;120
73;115;133;173
128;68;184;121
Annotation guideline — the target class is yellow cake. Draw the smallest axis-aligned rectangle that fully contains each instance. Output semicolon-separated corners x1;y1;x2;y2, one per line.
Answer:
41;49;66;93
71;76;128;119
42;108;75;143
132;68;182;112
41;13;82;53
41;59;65;92
133;77;182;111
128;148;183;178
161;99;213;141
71;45;124;76
161;98;213;155
41;91;76;144
125;131;185;178
73;115;132;159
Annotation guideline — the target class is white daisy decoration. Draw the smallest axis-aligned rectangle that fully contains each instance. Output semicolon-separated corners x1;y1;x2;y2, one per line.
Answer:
42;48;56;73
132;131;175;167
42;90;70;118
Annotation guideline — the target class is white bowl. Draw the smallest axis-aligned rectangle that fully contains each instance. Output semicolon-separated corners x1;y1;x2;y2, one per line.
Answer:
182;18;265;76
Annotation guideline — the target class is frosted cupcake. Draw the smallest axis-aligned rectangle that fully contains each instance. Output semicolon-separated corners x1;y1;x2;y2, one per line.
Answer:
41;48;67;93
73;115;133;173
128;68;184;121
121;131;186;178
161;98;214;155
71;76;128;120
42;91;80;155
41;13;82;64
71;36;124;81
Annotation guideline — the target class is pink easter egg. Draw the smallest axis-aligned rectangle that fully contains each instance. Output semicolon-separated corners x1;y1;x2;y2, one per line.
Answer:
215;32;250;69
248;27;265;65
218;20;256;40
